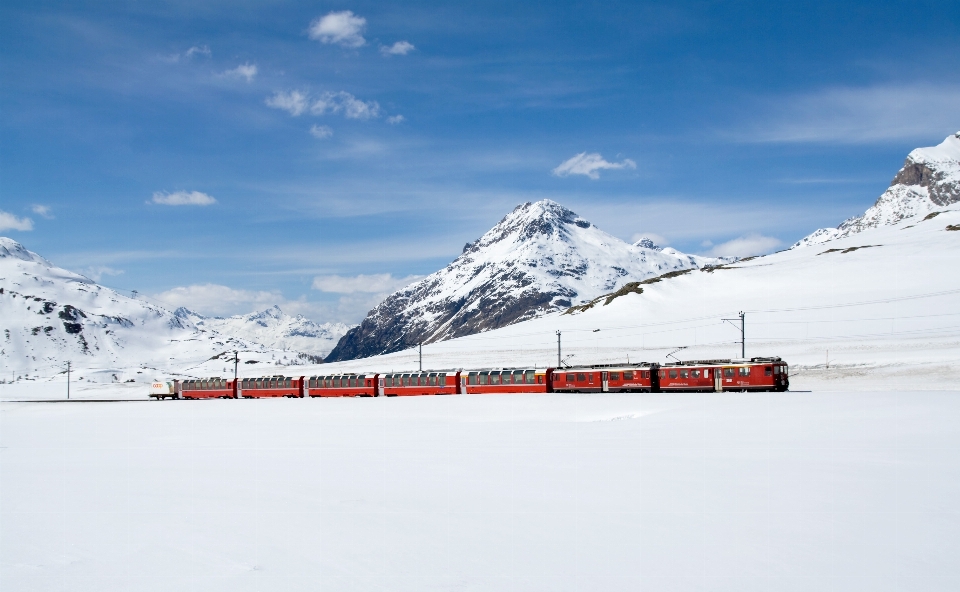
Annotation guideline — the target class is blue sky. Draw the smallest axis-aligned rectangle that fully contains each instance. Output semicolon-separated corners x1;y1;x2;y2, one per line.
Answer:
2;0;959;323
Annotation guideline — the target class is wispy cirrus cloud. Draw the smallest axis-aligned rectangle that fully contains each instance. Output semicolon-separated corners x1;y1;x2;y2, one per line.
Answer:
160;45;211;64
0;210;33;231
735;84;960;144
219;63;257;82
387;115;405;125
381;41;415;56
310;91;381;120
266;90;309;116
552;152;636;179
309;11;367;48
150;191;217;206
312;273;424;294
267;90;382;120
309;124;333;139
31;204;54;218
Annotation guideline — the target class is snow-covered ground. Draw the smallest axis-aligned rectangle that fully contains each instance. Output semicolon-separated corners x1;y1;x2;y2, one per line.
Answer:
2;390;958;591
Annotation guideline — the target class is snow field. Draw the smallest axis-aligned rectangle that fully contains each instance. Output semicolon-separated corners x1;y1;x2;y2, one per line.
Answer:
2;390;959;591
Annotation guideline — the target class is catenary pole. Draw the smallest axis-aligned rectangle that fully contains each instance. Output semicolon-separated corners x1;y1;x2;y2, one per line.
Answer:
66;361;71;400
740;311;745;358
233;351;239;381
556;331;561;367
419;342;423;372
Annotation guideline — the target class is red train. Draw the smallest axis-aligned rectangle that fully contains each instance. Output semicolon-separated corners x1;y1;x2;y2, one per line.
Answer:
156;358;789;399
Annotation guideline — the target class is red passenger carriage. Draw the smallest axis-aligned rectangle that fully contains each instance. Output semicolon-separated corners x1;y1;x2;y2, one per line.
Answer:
180;378;236;399
237;376;304;398
550;365;656;393
381;371;458;396
459;368;550;394
305;374;378;397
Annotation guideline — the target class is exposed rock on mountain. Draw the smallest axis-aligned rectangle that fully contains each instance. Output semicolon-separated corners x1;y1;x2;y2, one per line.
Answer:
326;200;727;361
793;131;960;248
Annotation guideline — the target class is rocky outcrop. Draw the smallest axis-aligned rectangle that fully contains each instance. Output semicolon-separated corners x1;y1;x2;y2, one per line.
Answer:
793;131;960;248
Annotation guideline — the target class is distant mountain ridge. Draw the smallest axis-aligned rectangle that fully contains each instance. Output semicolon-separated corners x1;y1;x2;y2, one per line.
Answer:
794;131;960;248
326;200;729;361
0;238;345;379
175;305;351;357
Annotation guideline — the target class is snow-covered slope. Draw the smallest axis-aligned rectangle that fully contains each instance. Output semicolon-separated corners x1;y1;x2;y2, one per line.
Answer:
794;131;960;247
317;206;960;389
327;200;728;361
0;238;323;382
174;306;351;357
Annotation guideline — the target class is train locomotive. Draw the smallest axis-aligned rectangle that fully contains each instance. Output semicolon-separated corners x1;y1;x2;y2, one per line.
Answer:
150;357;788;399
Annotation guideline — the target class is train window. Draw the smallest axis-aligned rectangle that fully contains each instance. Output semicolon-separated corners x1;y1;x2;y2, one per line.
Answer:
479;373;488;385
566;374;573;383
765;367;773;376
621;371;632;380
704;369;711;378
680;370;688;379
468;373;478;385
286;379;291;388
692;370;700;378
537;375;543;383
724;368;734;377
610;372;619;380
739;367;750;376
526;371;535;383
576;373;585;382
513;371;523;384
491;373;501;385
438;374;446;385
659;370;665;378
782;365;788;376
669;370;678;379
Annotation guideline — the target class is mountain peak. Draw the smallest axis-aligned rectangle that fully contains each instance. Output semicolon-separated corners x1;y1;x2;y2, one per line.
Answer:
0;237;51;266
326;200;723;362
793;131;960;248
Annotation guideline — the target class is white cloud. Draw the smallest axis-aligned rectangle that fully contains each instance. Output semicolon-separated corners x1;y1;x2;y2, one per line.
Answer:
220;63;257;82
552;152;637;179
309;11;367;48
739;84;960;144
185;45;211;58
0;210;33;231
707;234;781;258
150;191;217;206
381;41;415;56
154;283;287;318
31;204;53;218
82;266;124;282
386;114;405;125
312;273;424;294
265;90;309;116
309;124;333;139
310;91;381;120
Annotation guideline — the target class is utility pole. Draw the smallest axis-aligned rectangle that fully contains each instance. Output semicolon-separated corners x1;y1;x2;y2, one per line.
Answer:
66;361;71;400
233;351;239;381
722;311;746;359
418;342;423;372
556;330;561;367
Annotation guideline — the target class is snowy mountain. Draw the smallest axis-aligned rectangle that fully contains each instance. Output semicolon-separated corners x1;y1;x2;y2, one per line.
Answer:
326;200;728;361
0;238;328;381
793;131;960;248
174;305;351;357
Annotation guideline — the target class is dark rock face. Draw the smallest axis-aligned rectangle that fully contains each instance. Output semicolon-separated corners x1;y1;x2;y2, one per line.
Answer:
891;160;960;207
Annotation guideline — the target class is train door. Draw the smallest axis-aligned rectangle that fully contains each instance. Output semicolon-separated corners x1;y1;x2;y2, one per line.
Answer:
377;376;384;397
714;368;722;392
601;372;609;392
